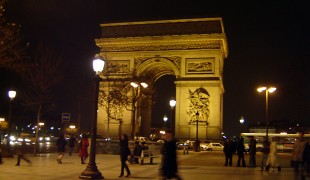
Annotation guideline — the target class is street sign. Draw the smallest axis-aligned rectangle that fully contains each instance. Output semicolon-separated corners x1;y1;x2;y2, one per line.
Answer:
62;113;70;123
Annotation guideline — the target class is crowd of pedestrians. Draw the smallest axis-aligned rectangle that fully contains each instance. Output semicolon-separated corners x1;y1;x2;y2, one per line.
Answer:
220;131;310;180
1;131;310;179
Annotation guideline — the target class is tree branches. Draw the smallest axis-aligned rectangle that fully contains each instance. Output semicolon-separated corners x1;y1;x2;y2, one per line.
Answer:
0;0;27;71
19;44;63;117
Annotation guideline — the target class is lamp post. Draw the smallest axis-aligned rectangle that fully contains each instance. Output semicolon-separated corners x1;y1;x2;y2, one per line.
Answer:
34;121;45;155
239;116;245;124
69;125;77;135
257;86;276;139
7;90;16;152
195;111;200;152
169;98;176;132
239;116;245;133
80;56;105;179
130;81;148;139
163;115;168;130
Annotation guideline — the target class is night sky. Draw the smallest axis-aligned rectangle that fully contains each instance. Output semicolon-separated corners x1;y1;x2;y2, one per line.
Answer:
1;0;309;137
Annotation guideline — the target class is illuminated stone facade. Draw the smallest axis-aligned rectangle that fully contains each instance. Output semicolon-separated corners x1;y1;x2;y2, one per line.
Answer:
95;18;228;140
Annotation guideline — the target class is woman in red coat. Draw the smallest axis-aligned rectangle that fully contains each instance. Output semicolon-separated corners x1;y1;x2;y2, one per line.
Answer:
79;134;89;164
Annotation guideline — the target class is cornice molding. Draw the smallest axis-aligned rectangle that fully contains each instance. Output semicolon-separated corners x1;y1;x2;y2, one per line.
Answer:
97;39;222;52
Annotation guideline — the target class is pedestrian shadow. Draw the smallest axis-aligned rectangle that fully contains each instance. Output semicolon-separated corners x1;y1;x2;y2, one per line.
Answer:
179;166;198;170
121;176;157;179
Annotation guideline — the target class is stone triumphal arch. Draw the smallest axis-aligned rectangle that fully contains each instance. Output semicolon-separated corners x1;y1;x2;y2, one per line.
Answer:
95;17;228;140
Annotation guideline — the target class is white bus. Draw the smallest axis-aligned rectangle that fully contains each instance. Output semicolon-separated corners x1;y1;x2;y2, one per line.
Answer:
241;132;310;152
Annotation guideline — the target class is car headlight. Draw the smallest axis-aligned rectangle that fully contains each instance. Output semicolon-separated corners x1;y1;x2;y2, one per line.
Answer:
10;136;16;141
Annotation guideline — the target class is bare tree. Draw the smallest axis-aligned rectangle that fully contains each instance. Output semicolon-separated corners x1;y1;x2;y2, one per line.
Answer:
19;44;63;155
98;74;132;137
98;64;153;139
0;0;27;71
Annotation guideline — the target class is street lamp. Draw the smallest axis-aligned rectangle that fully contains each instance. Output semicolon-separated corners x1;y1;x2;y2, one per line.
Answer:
169;98;176;132
195;111;200;152
79;56;105;179
163;115;168;129
239;116;245;124
130;81;148;139
7;90;16;152
68;125;77;135
239;116;245;134
257;86;276;139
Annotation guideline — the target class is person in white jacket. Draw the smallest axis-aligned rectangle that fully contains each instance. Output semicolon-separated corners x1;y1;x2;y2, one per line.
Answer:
266;137;281;172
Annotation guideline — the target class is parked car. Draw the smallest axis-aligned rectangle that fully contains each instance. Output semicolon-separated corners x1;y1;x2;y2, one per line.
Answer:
157;140;164;143
206;142;224;151
176;141;187;150
134;136;150;142
199;140;211;151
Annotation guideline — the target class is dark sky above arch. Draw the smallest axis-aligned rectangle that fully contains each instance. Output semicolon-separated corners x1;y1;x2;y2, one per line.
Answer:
1;0;309;137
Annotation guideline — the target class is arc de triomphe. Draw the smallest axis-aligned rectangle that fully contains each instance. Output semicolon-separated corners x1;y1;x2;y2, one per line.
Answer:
95;17;228;140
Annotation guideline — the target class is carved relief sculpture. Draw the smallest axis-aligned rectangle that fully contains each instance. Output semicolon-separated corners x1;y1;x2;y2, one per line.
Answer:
187;88;210;125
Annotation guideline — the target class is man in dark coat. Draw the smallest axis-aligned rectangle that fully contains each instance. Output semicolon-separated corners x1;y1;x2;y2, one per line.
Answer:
119;134;131;177
160;130;181;180
260;137;270;171
236;137;246;167
56;133;67;164
248;136;257;167
223;138;235;167
15;139;31;166
133;141;142;164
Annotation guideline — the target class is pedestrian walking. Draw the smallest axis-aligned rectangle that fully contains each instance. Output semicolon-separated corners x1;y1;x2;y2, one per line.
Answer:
68;134;76;156
236;137;246;167
160;130;181;180
79;134;89;164
119;134;131;178
260;137;270;171
292;131;308;176
265;137;281;172
223;138;235;167
56;133;67;164
15;139;31;166
248;136;257;167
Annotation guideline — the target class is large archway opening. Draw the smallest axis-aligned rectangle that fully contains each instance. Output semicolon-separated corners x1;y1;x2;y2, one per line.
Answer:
151;75;176;130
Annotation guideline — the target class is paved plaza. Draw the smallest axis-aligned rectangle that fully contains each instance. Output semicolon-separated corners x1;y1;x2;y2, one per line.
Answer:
0;151;300;180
